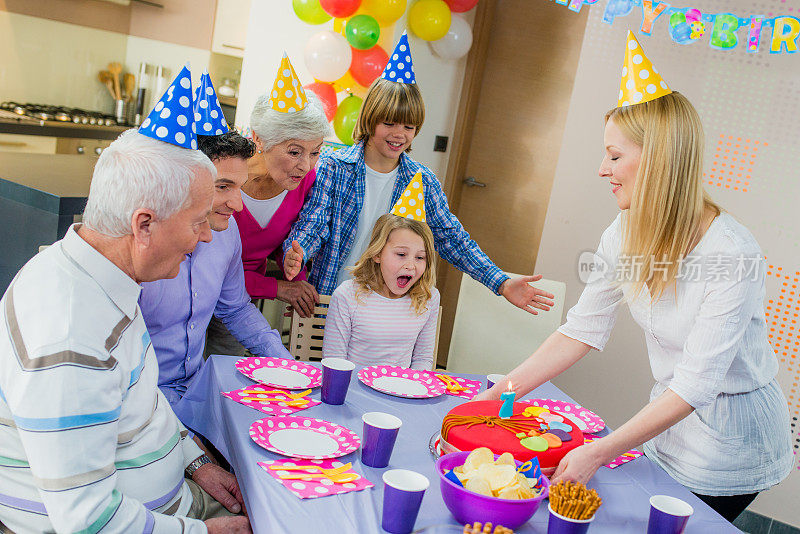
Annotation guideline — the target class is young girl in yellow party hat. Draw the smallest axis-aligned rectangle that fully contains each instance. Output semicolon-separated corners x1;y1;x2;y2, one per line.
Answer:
322;180;439;370
283;32;554;318
477;31;792;522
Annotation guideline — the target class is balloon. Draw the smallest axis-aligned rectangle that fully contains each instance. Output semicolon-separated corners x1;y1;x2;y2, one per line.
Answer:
333;94;363;145
350;45;389;87
444;0;479;12
408;0;452;41
430;14;473;59
360;0;407;26
320;0;361;18
304;82;338;121
345;14;381;50
334;70;367;97
304;31;352;82
292;0;333;24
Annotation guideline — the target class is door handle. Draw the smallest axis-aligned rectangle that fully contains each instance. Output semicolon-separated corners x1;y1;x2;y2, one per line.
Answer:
463;176;486;187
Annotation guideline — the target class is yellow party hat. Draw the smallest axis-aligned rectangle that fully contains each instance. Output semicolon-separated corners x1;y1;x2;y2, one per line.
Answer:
269;53;308;113
618;31;672;107
390;171;427;222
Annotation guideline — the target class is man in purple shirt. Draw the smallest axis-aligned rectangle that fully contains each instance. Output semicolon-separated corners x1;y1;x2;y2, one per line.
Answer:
139;132;292;407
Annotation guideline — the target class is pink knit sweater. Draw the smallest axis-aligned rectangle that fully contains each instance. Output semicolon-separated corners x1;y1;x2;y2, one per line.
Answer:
233;168;315;299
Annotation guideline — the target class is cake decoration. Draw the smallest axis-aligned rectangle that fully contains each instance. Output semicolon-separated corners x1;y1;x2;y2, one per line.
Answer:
520;436;548;452
522;406;549;418
547;429;573;442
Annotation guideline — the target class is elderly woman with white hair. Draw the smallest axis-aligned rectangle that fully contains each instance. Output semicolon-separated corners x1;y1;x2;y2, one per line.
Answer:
233;89;331;317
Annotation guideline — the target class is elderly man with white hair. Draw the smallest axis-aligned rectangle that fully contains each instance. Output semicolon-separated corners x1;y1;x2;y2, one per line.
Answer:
0;130;250;533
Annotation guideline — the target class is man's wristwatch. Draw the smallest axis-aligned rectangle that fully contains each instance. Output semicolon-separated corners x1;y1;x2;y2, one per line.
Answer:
185;454;212;478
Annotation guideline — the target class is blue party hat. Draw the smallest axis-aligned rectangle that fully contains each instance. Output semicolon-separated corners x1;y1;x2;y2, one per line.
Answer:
194;70;229;136
139;64;197;149
381;31;416;84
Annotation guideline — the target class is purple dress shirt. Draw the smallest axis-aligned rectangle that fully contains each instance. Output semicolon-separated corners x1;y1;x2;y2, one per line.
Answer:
139;217;290;407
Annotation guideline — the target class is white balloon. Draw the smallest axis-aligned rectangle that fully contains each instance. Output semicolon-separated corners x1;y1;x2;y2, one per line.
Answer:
304;30;352;82
430;15;473;60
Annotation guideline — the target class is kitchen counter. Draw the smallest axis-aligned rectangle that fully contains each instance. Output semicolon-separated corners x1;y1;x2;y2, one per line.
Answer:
0;116;127;140
0;153;96;293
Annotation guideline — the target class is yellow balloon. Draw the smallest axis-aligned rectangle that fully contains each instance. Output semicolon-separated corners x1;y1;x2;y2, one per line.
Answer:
361;0;407;26
334;70;368;98
408;0;451;41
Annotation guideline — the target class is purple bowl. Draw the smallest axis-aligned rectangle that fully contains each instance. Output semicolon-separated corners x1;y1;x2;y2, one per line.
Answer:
436;451;550;529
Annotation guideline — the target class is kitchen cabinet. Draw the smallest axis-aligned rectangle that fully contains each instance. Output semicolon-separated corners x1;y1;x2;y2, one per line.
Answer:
0;153;94;293
211;0;252;58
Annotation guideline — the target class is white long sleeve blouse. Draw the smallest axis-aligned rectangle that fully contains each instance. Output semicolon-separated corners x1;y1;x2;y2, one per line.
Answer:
559;213;793;495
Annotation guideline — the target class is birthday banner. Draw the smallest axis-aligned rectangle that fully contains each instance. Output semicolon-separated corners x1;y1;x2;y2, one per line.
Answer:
555;0;800;54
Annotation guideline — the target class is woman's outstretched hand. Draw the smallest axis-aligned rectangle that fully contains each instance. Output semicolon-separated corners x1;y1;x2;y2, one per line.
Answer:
283;240;305;281
551;440;606;486
500;275;556;315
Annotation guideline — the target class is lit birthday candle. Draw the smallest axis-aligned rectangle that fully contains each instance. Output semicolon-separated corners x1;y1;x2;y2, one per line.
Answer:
499;381;515;419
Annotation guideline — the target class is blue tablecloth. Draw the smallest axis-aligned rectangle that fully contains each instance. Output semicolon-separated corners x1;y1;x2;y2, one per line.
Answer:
172;356;740;534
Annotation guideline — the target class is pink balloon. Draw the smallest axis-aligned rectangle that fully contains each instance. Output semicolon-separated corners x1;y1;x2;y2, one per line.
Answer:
444;0;479;12
350;45;389;87
304;82;337;121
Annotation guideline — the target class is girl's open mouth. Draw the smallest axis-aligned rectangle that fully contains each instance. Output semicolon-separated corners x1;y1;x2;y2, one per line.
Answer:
397;275;412;288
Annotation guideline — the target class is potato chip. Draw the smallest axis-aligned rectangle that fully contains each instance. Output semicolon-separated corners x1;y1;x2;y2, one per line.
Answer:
463;447;494;472
465;476;493;497
478;463;516;492
496;452;515;466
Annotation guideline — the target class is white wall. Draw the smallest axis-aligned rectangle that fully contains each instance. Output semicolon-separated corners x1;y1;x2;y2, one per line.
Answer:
537;1;800;527
236;0;472;179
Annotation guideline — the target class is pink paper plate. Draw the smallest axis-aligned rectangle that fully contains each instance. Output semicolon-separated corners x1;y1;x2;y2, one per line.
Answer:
584;436;643;468
249;416;361;460
520;398;605;434
236;357;322;390
357;365;446;399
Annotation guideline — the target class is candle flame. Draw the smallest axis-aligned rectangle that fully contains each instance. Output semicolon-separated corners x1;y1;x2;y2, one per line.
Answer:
507;381;513;392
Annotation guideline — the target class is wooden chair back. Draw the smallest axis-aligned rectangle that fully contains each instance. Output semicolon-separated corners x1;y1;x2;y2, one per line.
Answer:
288;294;331;362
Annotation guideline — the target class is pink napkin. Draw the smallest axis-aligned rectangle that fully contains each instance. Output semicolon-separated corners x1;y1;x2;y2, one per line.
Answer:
583;436;644;468
222;385;321;416
258;458;374;499
434;374;483;399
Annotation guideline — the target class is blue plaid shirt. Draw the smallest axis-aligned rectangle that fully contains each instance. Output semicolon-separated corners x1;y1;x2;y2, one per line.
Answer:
284;142;509;296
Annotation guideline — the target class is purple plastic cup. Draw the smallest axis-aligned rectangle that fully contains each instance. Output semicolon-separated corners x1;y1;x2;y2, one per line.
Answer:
486;373;505;390
547;502;595;534
647;495;693;534
382;469;429;534
321;358;355;405
362;412;402;468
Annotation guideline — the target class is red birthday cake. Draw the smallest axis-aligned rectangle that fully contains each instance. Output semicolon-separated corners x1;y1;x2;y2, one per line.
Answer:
440;400;584;476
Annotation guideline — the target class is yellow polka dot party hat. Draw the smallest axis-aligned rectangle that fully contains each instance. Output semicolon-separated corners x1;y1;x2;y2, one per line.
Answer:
269;53;308;113
390;171;427;222
618;30;672;107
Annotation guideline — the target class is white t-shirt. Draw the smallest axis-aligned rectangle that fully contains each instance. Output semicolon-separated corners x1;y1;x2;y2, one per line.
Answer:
336;164;398;286
241;190;289;228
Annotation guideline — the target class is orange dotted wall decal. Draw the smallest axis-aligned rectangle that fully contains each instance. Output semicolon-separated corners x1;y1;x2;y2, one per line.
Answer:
704;135;763;193
765;263;800;466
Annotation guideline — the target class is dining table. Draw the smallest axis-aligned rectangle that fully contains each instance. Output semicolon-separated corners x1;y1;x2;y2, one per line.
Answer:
171;355;742;534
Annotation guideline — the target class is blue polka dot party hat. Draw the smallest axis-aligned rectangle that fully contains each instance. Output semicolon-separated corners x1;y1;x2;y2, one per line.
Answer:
269;53;308;113
390;171;426;222
381;31;416;84
194;70;228;136
139;64;197;149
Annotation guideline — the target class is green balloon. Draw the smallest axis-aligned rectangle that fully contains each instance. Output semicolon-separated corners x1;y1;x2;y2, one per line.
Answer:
333;94;363;145
292;0;332;25
345;15;381;50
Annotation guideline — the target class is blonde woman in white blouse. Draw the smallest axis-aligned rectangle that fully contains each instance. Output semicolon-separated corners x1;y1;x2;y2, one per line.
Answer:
476;92;792;522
